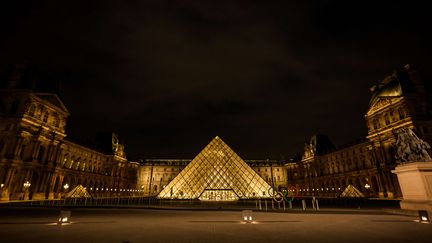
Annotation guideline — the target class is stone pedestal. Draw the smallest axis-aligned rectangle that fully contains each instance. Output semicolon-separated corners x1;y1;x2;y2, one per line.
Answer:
23;191;30;200
0;188;10;201
32;192;46;200
392;162;432;213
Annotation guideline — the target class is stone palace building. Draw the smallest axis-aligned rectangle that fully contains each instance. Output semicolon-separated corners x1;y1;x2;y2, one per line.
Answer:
0;64;430;201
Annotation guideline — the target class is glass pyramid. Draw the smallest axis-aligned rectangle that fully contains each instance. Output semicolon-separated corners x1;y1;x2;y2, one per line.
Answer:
340;185;365;198
157;136;273;201
65;185;92;198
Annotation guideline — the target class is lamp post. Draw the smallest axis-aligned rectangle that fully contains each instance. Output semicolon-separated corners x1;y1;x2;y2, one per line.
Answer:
23;181;31;200
364;183;371;198
63;183;69;198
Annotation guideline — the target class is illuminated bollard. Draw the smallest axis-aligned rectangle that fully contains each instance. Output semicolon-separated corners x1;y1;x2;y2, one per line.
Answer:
58;210;71;225
419;210;430;223
242;210;253;223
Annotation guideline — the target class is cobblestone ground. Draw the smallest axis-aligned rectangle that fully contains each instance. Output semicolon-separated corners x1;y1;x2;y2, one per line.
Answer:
0;207;431;243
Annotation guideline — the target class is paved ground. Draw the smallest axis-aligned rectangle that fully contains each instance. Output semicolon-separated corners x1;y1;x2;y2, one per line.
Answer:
0;207;431;243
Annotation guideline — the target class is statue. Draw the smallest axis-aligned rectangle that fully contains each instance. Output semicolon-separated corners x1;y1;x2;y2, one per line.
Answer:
111;133;126;158
394;128;431;163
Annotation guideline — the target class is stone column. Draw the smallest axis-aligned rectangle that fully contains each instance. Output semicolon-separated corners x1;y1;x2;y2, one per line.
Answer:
47;173;57;200
376;174;386;198
13;137;24;160
0;167;15;201
56;175;64;199
53;147;63;167
30;140;41;162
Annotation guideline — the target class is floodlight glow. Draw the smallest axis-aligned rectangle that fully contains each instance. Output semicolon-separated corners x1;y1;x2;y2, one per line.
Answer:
419;211;430;223
242;210;253;223
58;211;71;225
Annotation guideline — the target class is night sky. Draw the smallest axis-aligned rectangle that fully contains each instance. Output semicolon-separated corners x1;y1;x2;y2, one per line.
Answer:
1;1;431;159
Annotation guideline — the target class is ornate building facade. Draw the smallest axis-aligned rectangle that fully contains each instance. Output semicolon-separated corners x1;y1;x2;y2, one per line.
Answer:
0;64;138;201
1;64;430;201
287;64;432;199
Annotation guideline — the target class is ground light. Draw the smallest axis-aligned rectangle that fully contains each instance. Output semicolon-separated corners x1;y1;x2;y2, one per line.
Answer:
58;210;71;225
242;210;253;223
418;210;430;223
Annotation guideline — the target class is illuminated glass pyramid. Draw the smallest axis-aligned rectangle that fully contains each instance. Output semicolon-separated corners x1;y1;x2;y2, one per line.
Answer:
340;185;365;198
157;136;273;201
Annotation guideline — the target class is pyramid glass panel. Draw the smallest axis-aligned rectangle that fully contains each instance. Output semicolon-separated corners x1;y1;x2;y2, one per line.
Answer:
157;136;273;200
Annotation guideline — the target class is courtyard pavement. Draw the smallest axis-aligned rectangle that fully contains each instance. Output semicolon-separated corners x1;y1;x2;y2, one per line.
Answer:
0;207;431;243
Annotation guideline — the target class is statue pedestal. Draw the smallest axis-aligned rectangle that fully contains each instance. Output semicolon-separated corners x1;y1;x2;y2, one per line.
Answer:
0;188;10;201
32;193;46;200
392;162;432;213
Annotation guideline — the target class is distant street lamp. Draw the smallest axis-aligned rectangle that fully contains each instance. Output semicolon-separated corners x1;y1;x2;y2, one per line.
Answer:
63;183;69;198
364;183;371;197
23;181;31;200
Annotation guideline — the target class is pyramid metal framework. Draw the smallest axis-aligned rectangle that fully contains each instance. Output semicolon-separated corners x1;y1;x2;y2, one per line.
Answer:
157;136;273;201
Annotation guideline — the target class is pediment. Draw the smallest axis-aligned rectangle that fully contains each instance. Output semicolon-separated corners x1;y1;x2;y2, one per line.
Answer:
366;96;402;116
33;93;69;114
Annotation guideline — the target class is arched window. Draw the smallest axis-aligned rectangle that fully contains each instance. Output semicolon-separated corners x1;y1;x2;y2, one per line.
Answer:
373;119;379;130
19;144;26;160
398;108;405;119
43;111;49;123
37;146;45;163
53;114;60;127
384;114;390;125
28;104;36;117
69;157;75;169
62;154;68;167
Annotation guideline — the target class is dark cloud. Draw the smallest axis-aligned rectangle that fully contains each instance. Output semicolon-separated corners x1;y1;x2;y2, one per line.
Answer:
1;0;431;158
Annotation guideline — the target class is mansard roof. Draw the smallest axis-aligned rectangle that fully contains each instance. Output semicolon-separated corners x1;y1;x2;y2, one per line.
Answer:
369;64;420;106
309;134;335;155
